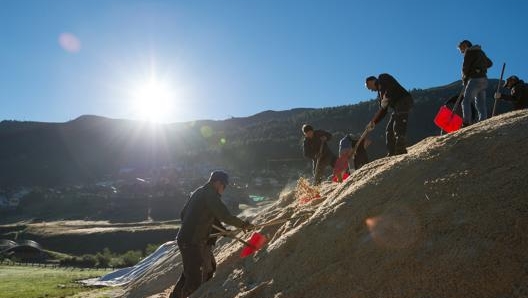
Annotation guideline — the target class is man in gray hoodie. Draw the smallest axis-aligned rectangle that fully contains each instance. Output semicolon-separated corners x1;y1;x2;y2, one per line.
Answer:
457;39;493;125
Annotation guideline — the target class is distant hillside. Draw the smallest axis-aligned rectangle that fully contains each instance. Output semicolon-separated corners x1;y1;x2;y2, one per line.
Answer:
0;79;508;187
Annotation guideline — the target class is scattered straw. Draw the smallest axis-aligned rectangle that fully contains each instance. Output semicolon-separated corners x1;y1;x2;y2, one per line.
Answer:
296;177;321;204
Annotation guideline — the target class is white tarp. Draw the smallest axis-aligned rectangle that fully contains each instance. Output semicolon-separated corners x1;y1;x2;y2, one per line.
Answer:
81;241;177;287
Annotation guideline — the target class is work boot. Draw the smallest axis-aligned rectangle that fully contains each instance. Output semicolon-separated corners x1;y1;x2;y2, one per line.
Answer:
394;149;407;155
386;145;395;157
394;134;407;154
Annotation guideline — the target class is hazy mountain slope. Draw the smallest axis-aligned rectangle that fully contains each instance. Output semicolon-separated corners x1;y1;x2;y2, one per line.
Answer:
0;79;509;187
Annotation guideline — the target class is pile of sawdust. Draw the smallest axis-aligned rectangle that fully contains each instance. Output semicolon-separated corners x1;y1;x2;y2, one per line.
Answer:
129;110;528;298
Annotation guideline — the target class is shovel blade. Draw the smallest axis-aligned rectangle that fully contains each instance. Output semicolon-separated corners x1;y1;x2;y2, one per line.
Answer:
240;232;267;258
434;105;463;133
332;171;350;183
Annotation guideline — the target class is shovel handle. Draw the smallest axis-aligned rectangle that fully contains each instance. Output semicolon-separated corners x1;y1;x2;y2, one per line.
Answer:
492;63;506;117
251;213;312;229
349;128;370;159
209;229;239;237
209;213;312;238
212;224;255;248
451;87;465;118
313;140;326;179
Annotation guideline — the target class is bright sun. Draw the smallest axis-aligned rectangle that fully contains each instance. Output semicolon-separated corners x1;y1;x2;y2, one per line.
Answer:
132;80;173;122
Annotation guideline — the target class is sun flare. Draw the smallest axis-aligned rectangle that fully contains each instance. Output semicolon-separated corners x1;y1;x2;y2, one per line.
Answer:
132;80;173;122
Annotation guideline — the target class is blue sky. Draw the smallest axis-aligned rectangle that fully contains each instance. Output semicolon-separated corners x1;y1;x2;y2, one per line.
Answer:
1;0;527;123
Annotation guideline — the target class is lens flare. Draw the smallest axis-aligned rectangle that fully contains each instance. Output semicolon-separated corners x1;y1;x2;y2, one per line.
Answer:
200;126;213;138
365;207;421;249
58;32;81;53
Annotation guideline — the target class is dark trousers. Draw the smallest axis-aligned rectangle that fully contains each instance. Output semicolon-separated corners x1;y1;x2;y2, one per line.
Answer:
170;243;215;298
386;96;412;156
386;112;409;155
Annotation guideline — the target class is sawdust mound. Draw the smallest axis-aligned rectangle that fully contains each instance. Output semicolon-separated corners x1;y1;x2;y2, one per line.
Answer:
139;110;528;298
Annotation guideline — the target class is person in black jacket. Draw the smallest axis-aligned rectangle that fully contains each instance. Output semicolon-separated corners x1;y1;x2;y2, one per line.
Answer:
457;39;492;125
302;124;337;185
365;74;413;156
170;171;253;298
494;75;528;111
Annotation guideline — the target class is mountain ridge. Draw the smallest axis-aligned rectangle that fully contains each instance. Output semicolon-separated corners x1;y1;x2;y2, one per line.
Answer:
0;79;509;188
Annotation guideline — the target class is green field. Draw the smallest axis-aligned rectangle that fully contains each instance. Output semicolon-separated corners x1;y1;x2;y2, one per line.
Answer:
0;265;113;298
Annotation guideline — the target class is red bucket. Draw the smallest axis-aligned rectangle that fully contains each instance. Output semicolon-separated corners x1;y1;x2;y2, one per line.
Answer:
434;105;463;133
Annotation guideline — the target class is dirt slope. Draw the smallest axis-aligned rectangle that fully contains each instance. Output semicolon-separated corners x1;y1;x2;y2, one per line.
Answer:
132;110;528;298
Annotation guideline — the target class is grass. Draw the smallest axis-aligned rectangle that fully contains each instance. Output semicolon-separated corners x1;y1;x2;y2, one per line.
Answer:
0;265;113;298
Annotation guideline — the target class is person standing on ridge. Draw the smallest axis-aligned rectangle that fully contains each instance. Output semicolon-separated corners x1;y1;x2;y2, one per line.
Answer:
365;74;413;156
457;39;493;125
170;170;254;298
302;124;337;185
494;75;528;111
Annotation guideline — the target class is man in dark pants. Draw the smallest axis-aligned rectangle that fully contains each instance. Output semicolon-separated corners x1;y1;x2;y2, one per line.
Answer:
365;74;413;156
494;75;528;111
302;124;338;185
170;171;253;298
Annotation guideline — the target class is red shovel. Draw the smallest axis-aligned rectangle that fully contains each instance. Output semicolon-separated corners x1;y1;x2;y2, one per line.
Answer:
239;232;267;258
212;225;267;258
238;213;312;257
211;213;312;258
434;89;464;133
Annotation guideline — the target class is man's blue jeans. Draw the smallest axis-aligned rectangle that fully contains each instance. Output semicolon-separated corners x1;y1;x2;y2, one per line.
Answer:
463;77;488;124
